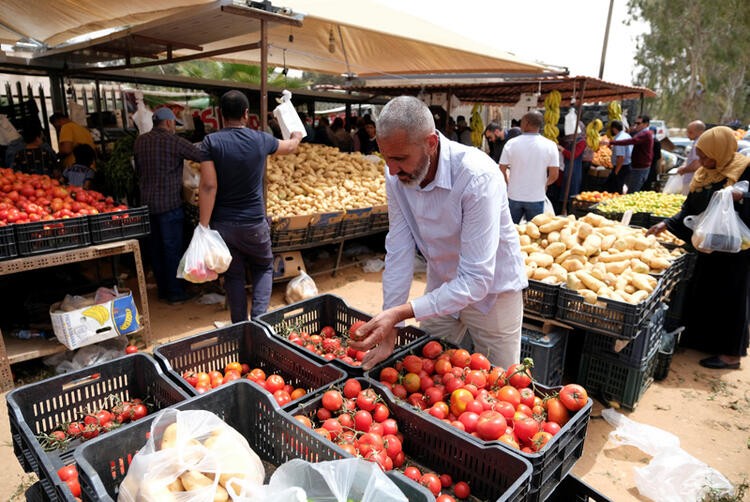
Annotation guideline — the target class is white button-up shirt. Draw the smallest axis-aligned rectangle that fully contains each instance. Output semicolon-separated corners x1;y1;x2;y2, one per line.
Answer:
383;133;528;320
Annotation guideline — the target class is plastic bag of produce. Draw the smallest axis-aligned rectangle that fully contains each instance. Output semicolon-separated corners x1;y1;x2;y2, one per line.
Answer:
273;90;307;140
662;173;685;194
177;225;232;283
684;186;750;253
285;270;318;304
118;409;264;502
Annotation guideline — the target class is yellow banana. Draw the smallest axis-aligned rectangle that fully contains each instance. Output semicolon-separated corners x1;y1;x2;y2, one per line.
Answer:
470;104;484;148
586;119;603;151
543;90;561;143
82;305;109;325
607;101;622;138
120;308;133;331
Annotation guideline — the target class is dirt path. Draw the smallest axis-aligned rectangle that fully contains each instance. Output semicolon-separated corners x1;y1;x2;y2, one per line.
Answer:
1;248;747;501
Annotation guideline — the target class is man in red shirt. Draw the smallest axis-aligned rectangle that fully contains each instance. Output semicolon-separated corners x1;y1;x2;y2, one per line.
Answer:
607;115;654;192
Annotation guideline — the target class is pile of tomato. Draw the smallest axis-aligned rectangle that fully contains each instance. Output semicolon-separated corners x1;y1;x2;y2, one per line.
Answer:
181;361;307;406
375;341;589;453
294;378;471;501
0;168;127;225
282;321;368;366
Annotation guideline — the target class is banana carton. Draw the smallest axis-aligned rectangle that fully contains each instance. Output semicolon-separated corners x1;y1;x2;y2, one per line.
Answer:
49;289;140;349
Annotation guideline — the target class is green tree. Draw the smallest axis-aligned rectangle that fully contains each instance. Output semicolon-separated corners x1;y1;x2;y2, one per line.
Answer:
174;61;308;89
627;0;750;126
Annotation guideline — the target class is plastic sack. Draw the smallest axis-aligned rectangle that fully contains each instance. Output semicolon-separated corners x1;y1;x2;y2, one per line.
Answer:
273;90;307;140
261;458;406;502
602;408;733;501
662;173;685;194
0;114;21;145
131;91;153;134
118;409;264;502
684;186;750;253
285;270;318;304
362;258;385;273
177;225;232;283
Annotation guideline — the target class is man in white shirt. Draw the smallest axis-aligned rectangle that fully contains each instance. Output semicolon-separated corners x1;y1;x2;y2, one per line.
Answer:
350;96;527;370
676;120;706;194
499;111;559;223
607;120;633;193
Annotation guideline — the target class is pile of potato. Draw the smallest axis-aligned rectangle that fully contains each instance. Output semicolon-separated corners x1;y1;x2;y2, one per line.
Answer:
519;213;682;305
266;144;387;217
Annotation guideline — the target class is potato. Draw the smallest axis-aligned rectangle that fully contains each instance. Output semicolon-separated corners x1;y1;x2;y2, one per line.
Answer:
179;470;213;491
529;252;554;268
601;234;617;250
160;423;179;450
583;234;602;256
555;249;572;264
581;213;606;227
566;273;584;291
545;242;566;258
547;231;561;243
562;259;584;272
539;218;568;234
519;235;532;246
580;289;599;304
570;244;587;256
629;258;650;274
541;275;561;284
526;222;541;239
578;270;607;293
578;222;593;240
531;213;553;227
629;290;650;304
525;265;536;279
532;267;552;280
137;479;177;502
605;260;630;275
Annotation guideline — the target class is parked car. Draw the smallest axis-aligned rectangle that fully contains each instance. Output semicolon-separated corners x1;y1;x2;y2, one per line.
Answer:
650;119;668;141
667;137;692;157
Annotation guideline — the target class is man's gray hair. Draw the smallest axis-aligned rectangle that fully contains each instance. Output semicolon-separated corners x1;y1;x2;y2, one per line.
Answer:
377;96;435;141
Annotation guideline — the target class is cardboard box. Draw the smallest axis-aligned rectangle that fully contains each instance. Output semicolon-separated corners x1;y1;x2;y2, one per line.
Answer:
271;214;313;231
310;211;345;226
50;290;141;350
273;251;305;281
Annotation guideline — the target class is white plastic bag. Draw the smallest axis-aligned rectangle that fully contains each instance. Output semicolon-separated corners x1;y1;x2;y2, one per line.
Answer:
118;409;264;502
285;270;318;304
177;225;232;283
684;187;750;253
602;408;733;502
261;458;406;502
662;173;684;194
273;90;307;140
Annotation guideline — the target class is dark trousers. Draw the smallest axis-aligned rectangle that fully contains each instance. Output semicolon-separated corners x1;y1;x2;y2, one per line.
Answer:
606;164;631;193
212;220;274;322
148;207;186;300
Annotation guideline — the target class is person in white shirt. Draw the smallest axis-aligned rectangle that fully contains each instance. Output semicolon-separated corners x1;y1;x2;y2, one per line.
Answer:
676;120;706;193
499;111;560;223
349;96;528;370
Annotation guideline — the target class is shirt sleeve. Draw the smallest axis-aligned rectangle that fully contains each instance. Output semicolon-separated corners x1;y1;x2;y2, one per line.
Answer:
59;124;74;143
382;179;417;311
410;170;501;320
177;136;203;162
498;143;510;165
198;135;212;162
611;133;646;147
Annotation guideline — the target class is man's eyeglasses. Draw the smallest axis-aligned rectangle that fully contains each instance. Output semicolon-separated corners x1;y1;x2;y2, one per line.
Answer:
634;121;643;124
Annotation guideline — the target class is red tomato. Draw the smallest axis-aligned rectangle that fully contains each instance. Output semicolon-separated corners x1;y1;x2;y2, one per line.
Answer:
379;367;399;385
558;384;589;412
513;416;541;445
356;389;378;411
421;340;444;359
450;349;472;368
383;433;402;458
458;411;480;433
294;415;312;428
437;495;456;502
506;362;532;389
247;368;266;383
545;397;571;426
182;371;198;387
322;418;343;440
57;464;77;481
404;466;422;481
434;358;452;375
498;433;520;449
531;431;554;452
454;481;471;499
273;390;292;406
265;374;285;393
372;403;390;422
66;422;83;437
449;388;474;416
356;432;383;456
354;410;373;432
320;326;336;338
519;387;536;408
496;385;522;408
420;473;442;496
402;355;423;374
65;478;82;497
125;345;138;354
439;473;453;488
543;421;562;435
348;320;367;341
469;352;491;371
381;418;399;436
465;399;484;415
321;390;344;411
476;410;507;441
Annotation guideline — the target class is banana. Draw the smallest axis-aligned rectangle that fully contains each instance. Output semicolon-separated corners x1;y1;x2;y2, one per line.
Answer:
470;104;484;148
543;90;561;143
120;308;133;331
82;305;109;325
607;101;622;138
586;119;603;151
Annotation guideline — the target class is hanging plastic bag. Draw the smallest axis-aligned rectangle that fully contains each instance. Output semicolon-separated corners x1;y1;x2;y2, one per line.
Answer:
285;269;318;304
118;409;265;502
273;90;307;140
261;458;406;502
684;186;749;253
177;225;232;283
0;114;21;145
602;408;733;502
662;173;684;194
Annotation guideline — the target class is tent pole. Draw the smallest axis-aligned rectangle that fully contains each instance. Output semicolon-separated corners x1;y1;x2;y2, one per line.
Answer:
260;19;268;132
562;78;587;215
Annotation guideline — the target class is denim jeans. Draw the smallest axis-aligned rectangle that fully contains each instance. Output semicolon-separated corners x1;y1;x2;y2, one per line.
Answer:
626;167;650;193
508;199;545;224
148;207;186;301
212;220;273;322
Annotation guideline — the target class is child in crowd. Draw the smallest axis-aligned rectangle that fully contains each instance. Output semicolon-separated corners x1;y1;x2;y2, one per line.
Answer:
62;144;96;189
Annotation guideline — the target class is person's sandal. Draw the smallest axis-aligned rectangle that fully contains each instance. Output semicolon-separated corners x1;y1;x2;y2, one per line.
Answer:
699;356;740;370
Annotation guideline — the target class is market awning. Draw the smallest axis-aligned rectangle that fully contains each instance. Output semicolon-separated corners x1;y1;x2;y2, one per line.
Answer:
1;0;549;77
350;75;657;105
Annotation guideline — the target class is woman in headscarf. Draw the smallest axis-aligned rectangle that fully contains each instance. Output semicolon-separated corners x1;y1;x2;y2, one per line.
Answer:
648;126;750;369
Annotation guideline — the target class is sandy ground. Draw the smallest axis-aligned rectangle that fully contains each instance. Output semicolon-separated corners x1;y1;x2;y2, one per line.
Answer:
1;244;748;501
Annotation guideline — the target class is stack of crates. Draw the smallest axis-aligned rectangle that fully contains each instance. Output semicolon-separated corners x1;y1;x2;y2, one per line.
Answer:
577;304;667;410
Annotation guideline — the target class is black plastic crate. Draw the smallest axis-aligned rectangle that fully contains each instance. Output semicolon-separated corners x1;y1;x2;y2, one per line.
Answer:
88;206;150;244
521;327;568;387
14;216;91;256
365;337;593;502
291;378;533;502
653;326;684;381
591;203;650;227
74;380;432;502
257;294;427;373
546;474;613;502
556;283;663;339
152;320;346;408
307;218;343;244
577;349;658;410
523;280;560;318
370;210;389;233
6;353;189;502
582;304;666;367
340;211;372;238
0;224;17;260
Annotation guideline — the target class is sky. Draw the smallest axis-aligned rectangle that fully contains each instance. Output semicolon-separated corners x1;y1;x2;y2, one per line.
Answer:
376;0;648;85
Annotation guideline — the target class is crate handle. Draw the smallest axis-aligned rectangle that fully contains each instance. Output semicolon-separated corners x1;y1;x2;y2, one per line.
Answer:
62;372;102;390
190;337;220;351
282;307;305;320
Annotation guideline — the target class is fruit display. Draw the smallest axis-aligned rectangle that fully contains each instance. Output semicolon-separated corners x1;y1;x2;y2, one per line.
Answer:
0;168;127;225
180;362;307;406
296;378;475;499
592;141;613;168
280;321;369;367
655;229;685;247
374;342;588;453
542;90;561;143
575;191;619;203
594;191;686;218
586;119;603;151
516;213;680;304
266;143;386;218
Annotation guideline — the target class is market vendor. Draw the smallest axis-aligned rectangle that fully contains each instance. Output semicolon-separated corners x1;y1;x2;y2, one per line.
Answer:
350;96;527;370
647;126;749;370
48;112;95;169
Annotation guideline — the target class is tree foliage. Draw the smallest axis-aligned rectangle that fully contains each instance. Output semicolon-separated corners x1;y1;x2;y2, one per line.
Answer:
627;0;750;126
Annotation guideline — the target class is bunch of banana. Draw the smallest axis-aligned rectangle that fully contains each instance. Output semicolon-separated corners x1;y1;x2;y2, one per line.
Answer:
543;90;561;143
607;101;622;138
120;308;134;331
586;119;603;151
470;103;485;148
82;305;109;325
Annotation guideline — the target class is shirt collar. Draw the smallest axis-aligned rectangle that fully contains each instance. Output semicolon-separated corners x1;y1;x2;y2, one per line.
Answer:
419;132;452;191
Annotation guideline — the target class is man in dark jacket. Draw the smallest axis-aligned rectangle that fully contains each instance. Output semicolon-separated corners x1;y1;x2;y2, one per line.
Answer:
484;122;506;162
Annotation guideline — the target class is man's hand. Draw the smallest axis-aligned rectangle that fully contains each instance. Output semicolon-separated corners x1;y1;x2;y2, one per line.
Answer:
646;221;667;236
349;308;404;370
291;131;304;141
